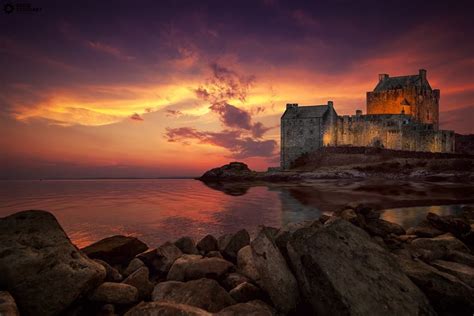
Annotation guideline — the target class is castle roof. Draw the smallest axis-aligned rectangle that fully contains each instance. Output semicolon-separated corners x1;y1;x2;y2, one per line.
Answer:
374;72;432;92
281;104;330;119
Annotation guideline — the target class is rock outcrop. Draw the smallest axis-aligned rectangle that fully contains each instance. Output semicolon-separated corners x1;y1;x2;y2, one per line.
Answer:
81;235;148;265
198;162;256;181
0;210;106;316
287;219;435;315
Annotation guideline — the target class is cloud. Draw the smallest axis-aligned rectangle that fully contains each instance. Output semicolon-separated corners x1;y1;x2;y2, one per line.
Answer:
209;102;252;130
166;109;183;117
130;113;143;121
88;41;135;61
251;122;273;138
165;127;277;159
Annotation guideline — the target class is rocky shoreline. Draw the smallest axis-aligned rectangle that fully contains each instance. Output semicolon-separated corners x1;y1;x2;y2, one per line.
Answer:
1;205;474;315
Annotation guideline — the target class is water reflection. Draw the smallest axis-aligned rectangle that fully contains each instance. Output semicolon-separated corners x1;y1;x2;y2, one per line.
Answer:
0;179;472;248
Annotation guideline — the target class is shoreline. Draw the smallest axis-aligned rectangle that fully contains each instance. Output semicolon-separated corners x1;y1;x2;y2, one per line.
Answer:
1;204;473;315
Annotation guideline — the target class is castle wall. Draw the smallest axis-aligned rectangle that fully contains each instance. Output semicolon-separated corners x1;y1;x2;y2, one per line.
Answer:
281;117;322;169
367;87;440;129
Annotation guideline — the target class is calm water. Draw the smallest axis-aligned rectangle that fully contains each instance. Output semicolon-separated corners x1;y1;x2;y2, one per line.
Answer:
0;179;469;248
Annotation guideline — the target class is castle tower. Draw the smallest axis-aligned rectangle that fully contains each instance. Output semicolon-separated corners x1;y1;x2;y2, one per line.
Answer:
366;69;440;129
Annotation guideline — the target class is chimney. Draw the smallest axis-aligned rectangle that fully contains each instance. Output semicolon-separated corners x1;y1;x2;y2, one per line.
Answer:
356;109;362;117
286;103;298;109
327;101;333;107
379;74;389;82
419;69;427;81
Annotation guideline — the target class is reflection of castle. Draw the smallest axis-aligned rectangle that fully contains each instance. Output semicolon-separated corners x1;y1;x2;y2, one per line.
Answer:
281;69;455;169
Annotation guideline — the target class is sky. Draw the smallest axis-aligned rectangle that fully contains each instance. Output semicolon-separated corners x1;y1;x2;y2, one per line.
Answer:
1;0;473;178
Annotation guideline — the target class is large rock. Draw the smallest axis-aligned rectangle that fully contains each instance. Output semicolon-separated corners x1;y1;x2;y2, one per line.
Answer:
198;162;255;181
123;258;145;277
125;301;211;316
426;212;471;237
156;278;235;312
218;229;250;261
287;219;435;316
89;282;139;304
364;218;406;237
0;210;106;316
167;255;202;280
0;291;19;316
215;300;274;316
122;266;154;299
175;237;199;255
430;259;474;287
81;235;148;265
152;281;184;301
406;220;444;238
94;259;123;282
397;256;474;315
221;273;250;291
446;250;474;266
167;256;234;281
411;233;470;258
229;282;265;303
197;234;218;253
250;228;300;313
236;246;260;283
137;242;183;275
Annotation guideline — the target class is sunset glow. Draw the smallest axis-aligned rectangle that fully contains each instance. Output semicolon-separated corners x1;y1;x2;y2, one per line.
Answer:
1;0;473;178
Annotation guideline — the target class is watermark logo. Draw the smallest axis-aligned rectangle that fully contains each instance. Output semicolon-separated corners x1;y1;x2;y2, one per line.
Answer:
3;2;42;14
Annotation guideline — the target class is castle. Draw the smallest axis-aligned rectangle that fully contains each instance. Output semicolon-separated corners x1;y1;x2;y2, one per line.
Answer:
281;69;455;169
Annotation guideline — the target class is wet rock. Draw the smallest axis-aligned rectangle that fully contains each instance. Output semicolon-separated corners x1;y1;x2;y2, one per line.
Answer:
354;204;382;220
250;228;299;313
411;233;470;258
205;251;223;258
221;273;250;291
426;212;471;237
82;235;148;265
397;256;474;315
94;259;123;282
125;301;211;316
318;214;331;224
167;255;202;280
396;234;418;243
0;210;106;316
215;300;274;316
156;278;235;313
122;266;154;299
287;219;435;316
430;259;474;287
198;162;255;181
152;281;184;301
229;282;264;303
0;291;19;316
175;236;199;255
446;250;474;266
257;226;279;240
197;234;218;253
98;304;115;316
89;282;139;305
123;258;145;277
236;246;260;283
167;256;234;281
364;218;406;237
406;220;445;238
218;230;250;261
138;242;183;275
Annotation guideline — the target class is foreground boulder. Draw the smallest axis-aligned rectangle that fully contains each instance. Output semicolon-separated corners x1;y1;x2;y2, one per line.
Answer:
81;235;148;265
215;300;274;316
125;301;211;316
0;291;19;316
236;246;260;283
218;229;250;261
152;281;184;301
122;266;154;299
154;278;235;312
89;282;139;304
175;236;199;254
137;242;183;275
287;219;435;315
0;210;106;316
397;256;474;315
250;228;300;313
167;256;234;281
197;234;218;253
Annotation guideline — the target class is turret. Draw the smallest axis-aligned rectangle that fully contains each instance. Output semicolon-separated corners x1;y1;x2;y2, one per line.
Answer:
378;74;389;82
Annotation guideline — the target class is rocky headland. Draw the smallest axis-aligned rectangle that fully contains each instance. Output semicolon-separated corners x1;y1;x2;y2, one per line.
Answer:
198;148;474;183
1;205;474;316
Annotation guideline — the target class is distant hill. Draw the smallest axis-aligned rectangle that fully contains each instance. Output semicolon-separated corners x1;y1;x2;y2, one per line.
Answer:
456;134;474;155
